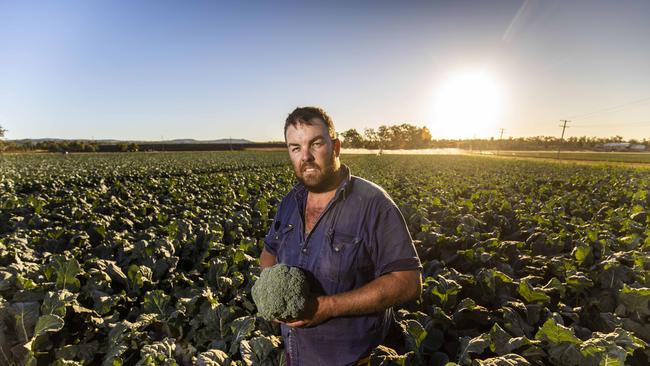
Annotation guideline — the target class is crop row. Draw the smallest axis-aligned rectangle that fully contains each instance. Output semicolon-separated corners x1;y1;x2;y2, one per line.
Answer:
0;152;648;365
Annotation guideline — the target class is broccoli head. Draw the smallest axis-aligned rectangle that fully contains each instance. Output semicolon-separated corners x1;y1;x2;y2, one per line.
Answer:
251;264;310;321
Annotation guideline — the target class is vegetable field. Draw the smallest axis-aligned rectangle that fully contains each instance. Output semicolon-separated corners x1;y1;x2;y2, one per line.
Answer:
1;152;649;366
477;151;650;165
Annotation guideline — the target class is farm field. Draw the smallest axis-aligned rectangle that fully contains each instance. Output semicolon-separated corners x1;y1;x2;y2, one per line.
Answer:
476;151;650;164
1;152;649;365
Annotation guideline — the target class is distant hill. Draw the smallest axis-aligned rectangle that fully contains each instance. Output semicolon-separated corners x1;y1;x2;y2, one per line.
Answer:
164;138;252;144
11;138;254;144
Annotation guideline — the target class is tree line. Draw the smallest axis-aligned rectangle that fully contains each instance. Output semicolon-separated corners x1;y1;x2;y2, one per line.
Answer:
340;124;433;149
340;124;649;151
2;123;649;153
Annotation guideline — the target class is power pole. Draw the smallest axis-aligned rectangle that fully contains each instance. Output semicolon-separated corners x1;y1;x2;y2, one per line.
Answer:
557;120;570;159
497;128;505;156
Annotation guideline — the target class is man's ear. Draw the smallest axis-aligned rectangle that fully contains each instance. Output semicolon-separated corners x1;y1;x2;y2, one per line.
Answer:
333;137;341;157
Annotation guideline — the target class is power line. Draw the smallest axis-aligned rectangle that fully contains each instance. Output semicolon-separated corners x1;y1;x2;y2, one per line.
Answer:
566;96;650;121
496;128;505;156
571;120;650;128
557;120;570;159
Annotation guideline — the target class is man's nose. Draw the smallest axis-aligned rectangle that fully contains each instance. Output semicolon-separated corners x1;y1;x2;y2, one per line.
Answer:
301;148;314;162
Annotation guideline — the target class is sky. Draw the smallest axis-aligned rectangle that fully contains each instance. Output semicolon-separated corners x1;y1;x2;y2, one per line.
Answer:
1;0;649;141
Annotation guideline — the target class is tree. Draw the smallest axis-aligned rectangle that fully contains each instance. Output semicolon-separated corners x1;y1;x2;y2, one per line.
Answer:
418;126;432;148
377;125;392;150
340;129;364;148
363;128;379;149
117;142;129;152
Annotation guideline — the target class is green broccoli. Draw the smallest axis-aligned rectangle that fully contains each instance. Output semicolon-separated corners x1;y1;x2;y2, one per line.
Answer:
251;264;310;321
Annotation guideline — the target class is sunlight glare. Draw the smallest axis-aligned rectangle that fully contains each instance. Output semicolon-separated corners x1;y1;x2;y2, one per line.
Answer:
432;71;503;139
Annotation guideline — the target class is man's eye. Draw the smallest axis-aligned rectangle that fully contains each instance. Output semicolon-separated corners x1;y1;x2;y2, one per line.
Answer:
291;147;300;152
312;142;322;147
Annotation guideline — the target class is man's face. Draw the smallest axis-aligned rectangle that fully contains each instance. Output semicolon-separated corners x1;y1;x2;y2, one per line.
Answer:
285;119;341;192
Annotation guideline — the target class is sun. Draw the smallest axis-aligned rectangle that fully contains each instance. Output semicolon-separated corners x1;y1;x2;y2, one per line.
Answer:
431;71;503;139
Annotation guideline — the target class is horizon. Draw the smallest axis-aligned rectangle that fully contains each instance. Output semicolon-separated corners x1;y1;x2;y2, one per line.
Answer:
9;132;649;144
1;0;649;141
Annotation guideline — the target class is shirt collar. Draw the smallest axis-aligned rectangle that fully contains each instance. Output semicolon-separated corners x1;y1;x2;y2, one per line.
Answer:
333;164;352;200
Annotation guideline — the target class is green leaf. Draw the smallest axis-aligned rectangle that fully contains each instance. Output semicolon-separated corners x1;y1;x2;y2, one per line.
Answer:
478;269;513;293
52;360;84;366
429;276;462;307
240;336;281;366
195;349;232;366
9;302;39;342
458;334;489;365
136;338;176;366
518;279;550;304
41;290;76;318
33;314;65;338
489;323;512;355
232;250;246;265
504;336;538;354
534;318;581;345
573;243;592;266
579;337;627;366
143;290;171;317
501;306;535;338
587;229;599;243
402;319;427;351
54;341;100;362
618;285;650;317
228;316;255;355
127;264;152;295
547;343;582;366
49;255;81;292
474;353;531;366
565;273;594;293
368;345;413;366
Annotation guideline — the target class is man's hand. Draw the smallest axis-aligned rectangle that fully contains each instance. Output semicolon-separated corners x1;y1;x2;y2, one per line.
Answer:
280;270;421;328
283;295;334;328
259;248;277;269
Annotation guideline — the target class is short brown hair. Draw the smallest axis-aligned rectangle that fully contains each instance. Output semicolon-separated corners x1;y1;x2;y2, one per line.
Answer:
284;106;337;140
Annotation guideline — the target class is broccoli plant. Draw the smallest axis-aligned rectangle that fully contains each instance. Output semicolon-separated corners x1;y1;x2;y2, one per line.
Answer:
251;264;310;321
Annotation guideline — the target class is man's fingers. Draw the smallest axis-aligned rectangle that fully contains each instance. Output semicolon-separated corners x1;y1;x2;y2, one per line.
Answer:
286;320;308;327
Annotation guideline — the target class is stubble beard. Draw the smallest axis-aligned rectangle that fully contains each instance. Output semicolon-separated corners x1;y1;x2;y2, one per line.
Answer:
296;151;341;193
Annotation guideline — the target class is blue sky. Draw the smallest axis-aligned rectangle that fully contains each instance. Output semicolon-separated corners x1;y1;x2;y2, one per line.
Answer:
1;0;649;141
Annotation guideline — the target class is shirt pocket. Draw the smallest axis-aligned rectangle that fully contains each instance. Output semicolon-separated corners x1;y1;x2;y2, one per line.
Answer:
273;224;296;263
316;230;370;293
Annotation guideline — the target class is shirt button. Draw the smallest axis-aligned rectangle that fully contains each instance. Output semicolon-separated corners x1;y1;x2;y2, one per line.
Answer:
274;235;279;240
288;224;293;228
302;248;307;253
334;247;340;252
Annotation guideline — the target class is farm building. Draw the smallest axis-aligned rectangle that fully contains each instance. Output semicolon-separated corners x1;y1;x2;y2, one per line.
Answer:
596;142;647;152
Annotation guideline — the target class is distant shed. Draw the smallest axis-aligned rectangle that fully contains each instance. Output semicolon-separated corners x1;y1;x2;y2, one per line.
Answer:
599;142;631;151
596;142;647;152
630;144;647;151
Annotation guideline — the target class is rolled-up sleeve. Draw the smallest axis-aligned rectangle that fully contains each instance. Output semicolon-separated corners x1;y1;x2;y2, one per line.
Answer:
369;199;422;277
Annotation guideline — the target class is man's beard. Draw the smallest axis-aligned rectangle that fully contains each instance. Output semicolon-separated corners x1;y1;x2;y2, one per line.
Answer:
295;152;340;193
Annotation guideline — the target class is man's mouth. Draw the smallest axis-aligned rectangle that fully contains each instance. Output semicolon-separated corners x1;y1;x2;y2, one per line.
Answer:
302;165;319;173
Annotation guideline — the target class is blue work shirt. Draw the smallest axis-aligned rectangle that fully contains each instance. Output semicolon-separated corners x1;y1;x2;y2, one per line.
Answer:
264;165;422;366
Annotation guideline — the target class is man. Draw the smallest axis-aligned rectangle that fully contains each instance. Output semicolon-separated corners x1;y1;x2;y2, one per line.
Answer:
259;106;422;365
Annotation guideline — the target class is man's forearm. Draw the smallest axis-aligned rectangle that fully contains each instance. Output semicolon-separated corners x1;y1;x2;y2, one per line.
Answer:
322;270;421;318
